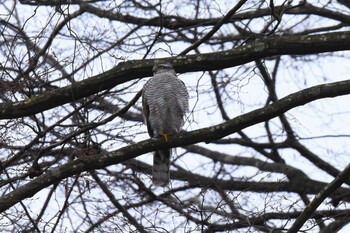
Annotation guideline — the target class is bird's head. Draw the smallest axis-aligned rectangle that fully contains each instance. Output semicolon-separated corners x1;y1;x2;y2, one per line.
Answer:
153;62;176;76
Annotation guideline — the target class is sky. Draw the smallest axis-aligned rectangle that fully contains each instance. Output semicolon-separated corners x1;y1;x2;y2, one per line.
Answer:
1;0;350;232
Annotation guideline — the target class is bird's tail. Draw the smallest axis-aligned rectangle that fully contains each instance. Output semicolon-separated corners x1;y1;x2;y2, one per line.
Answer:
153;149;171;187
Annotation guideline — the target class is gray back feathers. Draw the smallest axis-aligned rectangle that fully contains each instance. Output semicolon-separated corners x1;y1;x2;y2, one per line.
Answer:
143;63;189;137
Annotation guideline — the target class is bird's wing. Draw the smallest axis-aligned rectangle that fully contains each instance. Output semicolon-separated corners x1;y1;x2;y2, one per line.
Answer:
142;87;154;138
179;79;189;112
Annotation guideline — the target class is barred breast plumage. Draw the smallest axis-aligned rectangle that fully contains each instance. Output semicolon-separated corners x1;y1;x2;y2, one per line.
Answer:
142;62;189;186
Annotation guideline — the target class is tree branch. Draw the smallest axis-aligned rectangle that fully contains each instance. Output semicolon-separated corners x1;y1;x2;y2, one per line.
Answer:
1;31;349;119
90;172;147;233
179;0;248;55
78;2;350;29
287;162;350;233
1;78;350;212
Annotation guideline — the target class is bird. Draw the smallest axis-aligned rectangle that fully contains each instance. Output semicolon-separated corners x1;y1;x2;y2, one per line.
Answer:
142;62;189;186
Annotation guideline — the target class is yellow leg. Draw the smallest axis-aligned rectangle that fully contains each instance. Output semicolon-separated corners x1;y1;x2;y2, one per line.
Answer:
160;133;169;142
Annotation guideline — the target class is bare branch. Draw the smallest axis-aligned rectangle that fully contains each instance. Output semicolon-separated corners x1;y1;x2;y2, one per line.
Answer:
1;31;349;119
1;78;350;212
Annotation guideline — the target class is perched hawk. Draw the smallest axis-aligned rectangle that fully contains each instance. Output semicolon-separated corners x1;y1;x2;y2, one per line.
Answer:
142;62;189;186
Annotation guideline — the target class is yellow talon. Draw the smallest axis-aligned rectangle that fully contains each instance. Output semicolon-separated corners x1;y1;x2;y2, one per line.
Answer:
160;133;169;142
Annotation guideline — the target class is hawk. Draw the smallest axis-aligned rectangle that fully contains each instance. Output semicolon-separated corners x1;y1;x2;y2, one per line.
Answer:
142;62;189;186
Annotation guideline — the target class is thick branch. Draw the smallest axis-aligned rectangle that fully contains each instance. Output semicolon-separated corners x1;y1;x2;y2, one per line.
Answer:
1;31;349;119
78;3;350;29
1;78;350;211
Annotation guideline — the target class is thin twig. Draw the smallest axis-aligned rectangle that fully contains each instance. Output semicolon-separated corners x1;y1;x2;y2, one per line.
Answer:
90;171;147;233
287;162;350;233
179;0;248;55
